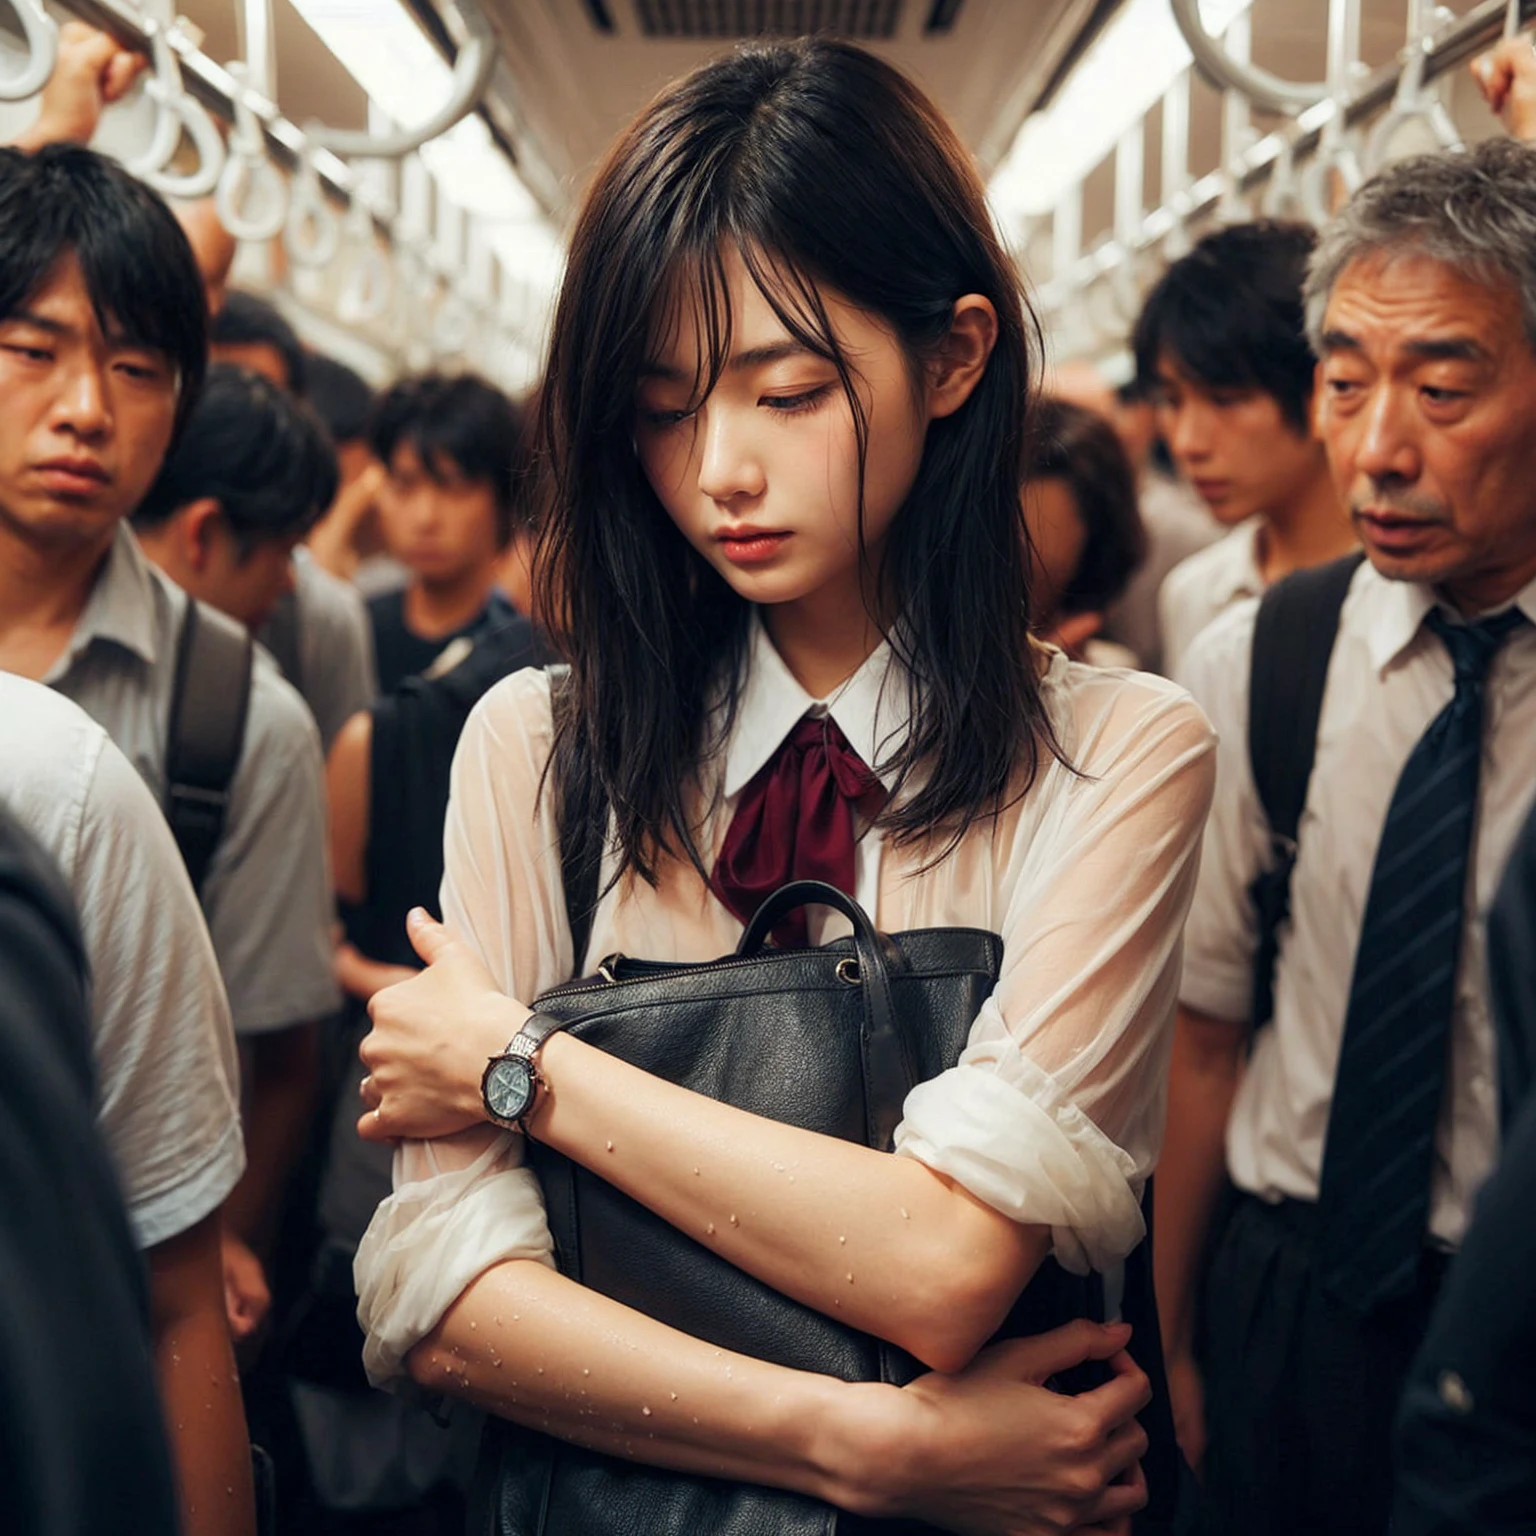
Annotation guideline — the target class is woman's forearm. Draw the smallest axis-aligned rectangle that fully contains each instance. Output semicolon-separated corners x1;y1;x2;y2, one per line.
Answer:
531;1032;1048;1372
409;1256;883;1512
411;1258;1156;1533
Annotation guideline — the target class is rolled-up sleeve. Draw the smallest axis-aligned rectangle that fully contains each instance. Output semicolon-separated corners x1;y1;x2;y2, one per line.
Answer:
355;671;568;1382
894;671;1217;1273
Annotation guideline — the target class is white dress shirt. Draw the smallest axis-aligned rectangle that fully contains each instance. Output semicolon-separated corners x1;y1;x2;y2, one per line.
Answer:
1179;562;1536;1248
1159;519;1265;681
0;673;244;1250
355;622;1216;1380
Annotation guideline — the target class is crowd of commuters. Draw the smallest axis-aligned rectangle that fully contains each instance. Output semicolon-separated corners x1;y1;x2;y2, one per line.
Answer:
2;16;1536;1536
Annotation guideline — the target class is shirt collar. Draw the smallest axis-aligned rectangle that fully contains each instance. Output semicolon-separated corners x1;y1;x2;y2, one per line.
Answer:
720;613;910;800
1218;519;1266;607
1365;562;1536;675
43;523;162;685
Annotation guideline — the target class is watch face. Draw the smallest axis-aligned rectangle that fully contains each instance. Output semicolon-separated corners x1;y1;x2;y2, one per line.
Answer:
484;1055;535;1124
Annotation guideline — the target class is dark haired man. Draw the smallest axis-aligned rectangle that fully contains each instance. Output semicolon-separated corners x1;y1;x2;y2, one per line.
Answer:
0;142;265;1536
134;363;337;629
203;310;380;752
0;145;340;1355
1157;140;1536;1535
367;371;523;690
210;288;308;397
1134;220;1356;675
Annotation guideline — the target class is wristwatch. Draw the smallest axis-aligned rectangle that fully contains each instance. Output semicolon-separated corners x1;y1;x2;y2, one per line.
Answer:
481;1011;570;1130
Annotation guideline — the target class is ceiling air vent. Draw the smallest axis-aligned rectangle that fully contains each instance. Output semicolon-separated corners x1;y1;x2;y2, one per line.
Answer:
633;0;904;40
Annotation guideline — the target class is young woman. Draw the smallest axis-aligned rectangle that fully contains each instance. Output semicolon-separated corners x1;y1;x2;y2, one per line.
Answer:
353;38;1214;1534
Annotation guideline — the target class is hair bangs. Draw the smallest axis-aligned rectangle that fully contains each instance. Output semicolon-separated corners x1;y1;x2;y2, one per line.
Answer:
539;37;1057;888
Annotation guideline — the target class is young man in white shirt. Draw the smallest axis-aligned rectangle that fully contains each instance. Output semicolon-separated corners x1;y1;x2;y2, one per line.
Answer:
1156;139;1536;1535
0;675;254;1536
1134;221;1358;677
0;144;341;1341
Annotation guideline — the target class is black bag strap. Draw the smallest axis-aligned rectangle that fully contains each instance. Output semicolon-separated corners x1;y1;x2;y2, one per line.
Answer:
166;600;254;895
738;879;912;1150
1245;551;1363;1027
550;667;604;973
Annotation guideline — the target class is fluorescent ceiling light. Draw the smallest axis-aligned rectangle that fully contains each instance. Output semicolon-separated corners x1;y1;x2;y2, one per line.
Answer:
989;0;1252;222
287;0;563;292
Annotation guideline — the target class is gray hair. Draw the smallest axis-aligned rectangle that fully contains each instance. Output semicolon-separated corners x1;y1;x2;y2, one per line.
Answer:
1304;136;1536;352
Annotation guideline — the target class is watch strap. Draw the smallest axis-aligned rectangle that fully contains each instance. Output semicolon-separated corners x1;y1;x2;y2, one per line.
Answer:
505;1010;570;1058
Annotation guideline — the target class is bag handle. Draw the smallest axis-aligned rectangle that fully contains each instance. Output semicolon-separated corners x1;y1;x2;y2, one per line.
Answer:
737;880;912;1151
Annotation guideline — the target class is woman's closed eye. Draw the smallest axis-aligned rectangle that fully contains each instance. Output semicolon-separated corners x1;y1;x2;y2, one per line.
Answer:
761;384;834;416
637;403;698;429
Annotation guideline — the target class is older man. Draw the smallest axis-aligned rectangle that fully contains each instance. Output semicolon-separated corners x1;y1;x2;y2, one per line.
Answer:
1154;136;1536;1535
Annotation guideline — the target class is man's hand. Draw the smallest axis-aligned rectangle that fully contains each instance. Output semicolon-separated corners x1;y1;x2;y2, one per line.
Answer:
334;939;416;1003
220;1227;271;1341
1166;1348;1207;1479
11;22;146;152
1472;35;1536;143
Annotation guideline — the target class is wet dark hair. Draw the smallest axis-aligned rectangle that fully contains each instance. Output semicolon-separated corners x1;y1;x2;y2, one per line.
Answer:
305;352;374;444
133;364;338;559
210;290;307;396
1025;397;1146;617
1133;219;1318;433
368;372;525;545
0;145;207;438
538;36;1051;885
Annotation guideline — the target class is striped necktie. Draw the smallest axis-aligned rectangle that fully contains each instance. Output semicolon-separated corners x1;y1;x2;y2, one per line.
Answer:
1315;605;1528;1314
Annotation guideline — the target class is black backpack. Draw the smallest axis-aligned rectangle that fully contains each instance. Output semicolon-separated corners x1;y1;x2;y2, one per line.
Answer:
164;599;254;895
1246;552;1365;1028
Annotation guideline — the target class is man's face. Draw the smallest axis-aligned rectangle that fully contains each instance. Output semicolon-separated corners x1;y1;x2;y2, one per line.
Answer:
0;255;179;556
203;526;299;631
1153;352;1326;527
1317;250;1536;610
375;441;502;586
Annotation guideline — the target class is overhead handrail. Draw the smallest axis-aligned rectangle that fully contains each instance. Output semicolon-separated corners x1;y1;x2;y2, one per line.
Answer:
214;61;288;241
301;0;495;160
284;141;340;268
0;0;59;102
123;17;226;199
433;291;474;354
1169;0;1327;115
1366;2;1461;171
1260;132;1306;218
337;193;392;323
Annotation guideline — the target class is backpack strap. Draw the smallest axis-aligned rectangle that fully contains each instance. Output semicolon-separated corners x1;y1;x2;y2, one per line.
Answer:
549;667;604;975
260;587;303;693
1246;551;1365;1029
166;600;255;896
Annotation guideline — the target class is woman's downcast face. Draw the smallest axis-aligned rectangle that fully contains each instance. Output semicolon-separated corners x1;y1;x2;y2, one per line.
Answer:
633;246;931;621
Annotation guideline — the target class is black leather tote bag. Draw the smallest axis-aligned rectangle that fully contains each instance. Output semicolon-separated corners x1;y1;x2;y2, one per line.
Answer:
470;879;1133;1536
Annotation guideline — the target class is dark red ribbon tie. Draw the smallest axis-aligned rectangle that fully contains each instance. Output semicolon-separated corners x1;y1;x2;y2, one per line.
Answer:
711;714;889;948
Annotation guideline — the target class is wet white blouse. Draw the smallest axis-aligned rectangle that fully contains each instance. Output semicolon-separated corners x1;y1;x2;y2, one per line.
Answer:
356;625;1216;1382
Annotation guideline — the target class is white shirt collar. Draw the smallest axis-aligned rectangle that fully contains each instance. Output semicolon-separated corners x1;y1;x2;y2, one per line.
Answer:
1365;561;1536;675
720;613;910;800
1218;519;1266;607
